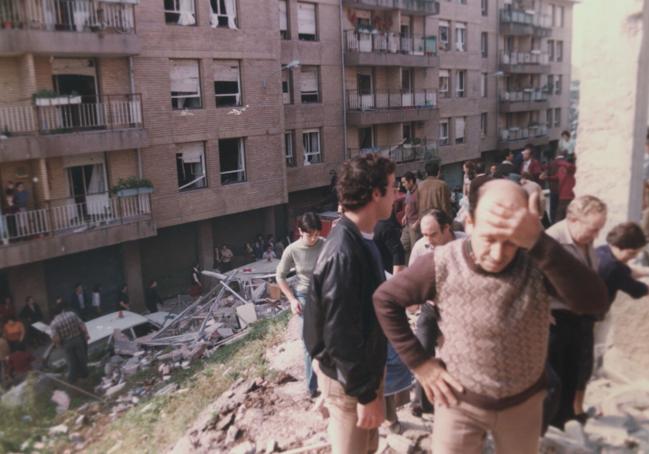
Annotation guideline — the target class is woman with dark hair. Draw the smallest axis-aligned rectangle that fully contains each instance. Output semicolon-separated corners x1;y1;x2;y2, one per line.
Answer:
462;161;477;197
275;211;325;398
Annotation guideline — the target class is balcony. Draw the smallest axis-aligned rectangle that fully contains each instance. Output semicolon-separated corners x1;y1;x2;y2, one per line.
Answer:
346;90;437;126
0;0;140;56
0;94;148;162
500;51;550;74
343;0;439;16
499;89;549;113
499;8;551;37
344;30;438;67
0;193;156;268
498;125;549;148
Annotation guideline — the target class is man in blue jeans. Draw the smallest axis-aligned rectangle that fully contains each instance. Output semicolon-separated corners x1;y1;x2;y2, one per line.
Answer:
276;212;325;398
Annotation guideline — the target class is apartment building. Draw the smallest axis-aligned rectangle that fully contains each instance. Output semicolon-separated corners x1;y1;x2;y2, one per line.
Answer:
0;0;573;316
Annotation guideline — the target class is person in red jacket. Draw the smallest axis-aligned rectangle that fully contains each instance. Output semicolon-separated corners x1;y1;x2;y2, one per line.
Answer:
543;153;576;222
519;145;543;182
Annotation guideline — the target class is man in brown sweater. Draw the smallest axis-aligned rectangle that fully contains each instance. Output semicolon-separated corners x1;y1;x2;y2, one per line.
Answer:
417;161;452;218
373;179;609;454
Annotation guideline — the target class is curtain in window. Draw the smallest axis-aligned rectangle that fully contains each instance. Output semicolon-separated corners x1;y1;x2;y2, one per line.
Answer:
224;0;238;29
178;0;196;26
72;0;90;31
236;141;244;181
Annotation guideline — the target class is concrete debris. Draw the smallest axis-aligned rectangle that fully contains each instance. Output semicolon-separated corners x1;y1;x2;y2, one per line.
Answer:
49;424;69;436
112;329;139;356
225;425;241;445
230;440;256;454
236;303;258;328
104;383;126;397
385;433;415;453
155;383;179;397
51;390;71;414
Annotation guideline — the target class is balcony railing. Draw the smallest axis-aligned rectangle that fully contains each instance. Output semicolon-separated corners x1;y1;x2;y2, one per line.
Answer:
500;125;548;142
0;193;151;245
0;94;143;135
500;9;552;29
351;140;438;163
500;51;550;66
347;90;437;110
500;89;548;102
345;30;437;56
0;0;136;33
344;0;440;14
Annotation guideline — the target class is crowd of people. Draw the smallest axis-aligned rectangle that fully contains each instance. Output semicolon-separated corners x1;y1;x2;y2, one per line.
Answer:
275;134;649;454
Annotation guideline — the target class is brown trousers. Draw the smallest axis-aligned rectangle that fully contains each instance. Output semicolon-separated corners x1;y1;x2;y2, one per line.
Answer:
432;391;545;454
318;368;379;454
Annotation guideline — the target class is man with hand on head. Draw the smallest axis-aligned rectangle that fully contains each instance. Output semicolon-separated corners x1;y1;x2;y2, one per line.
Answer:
373;179;608;454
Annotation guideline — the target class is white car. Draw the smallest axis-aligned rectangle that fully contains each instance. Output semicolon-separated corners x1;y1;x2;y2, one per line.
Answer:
34;311;170;368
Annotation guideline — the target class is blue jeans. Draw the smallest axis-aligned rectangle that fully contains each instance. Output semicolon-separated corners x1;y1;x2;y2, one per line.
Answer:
296;291;318;395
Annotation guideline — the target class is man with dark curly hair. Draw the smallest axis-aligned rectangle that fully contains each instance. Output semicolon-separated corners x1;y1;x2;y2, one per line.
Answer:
304;153;396;454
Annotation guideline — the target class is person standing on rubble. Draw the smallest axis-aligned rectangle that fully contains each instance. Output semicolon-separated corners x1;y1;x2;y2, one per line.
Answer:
304;154;396;454
276;212;325;399
50;300;90;384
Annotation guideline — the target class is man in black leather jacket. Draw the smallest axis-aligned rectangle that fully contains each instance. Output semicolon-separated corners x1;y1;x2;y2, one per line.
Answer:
304;154;396;454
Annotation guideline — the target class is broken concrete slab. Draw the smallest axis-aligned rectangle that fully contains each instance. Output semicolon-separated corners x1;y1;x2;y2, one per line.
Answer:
230;440;256;454
105;383;126;398
386;433;414;453
236;304;258;328
51;390;70;415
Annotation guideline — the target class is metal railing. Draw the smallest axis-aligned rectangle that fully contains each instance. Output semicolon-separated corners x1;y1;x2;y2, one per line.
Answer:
347;89;437;110
500;89;548;103
0;193;151;245
0;0;136;33
345;30;437;56
499;125;548;142
343;0;440;14
499;9;552;29
0;94;143;135
500;51;550;66
350;140;438;163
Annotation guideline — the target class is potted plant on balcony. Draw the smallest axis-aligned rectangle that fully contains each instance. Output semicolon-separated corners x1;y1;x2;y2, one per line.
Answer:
32;90;82;107
111;177;154;197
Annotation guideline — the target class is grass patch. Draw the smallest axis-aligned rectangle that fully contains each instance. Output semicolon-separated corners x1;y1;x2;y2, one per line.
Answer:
84;313;289;453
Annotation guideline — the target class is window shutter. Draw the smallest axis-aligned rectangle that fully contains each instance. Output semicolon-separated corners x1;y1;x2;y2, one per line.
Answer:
214;61;239;82
297;3;316;35
171;60;200;93
279;0;287;31
455;117;465;140
300;70;318;93
179;142;204;163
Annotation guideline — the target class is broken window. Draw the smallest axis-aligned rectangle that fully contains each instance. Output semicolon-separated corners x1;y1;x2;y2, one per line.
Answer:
455;117;465;144
279;0;289;39
219;138;246;184
164;0;196;26
297;2;317;41
176;142;207;191
282;69;293;104
214;60;241;107
170;59;202;110
210;0;238;29
302;129;322;165
300;66;320;103
285;131;296;167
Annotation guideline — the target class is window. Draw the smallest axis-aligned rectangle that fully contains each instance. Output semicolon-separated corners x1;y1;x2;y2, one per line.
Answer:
546;75;554;94
359;127;374;150
548;40;554;61
557;41;564;62
455;22;467;52
282;69;293;104
480;73;487;98
285;131;296;167
297;2;317;41
456;0;467;4
403;123;414;144
550;4;556;26
559;6;565;27
439;70;450;98
209;0;238;29
164;0;196;26
439;119;449;146
213;60;241;107
401;68;413;93
546;108;553;128
455;117;465;144
300;66;320;103
456;70;465;98
219;138;246;184
481;0;488;16
176;142;206;191
480;113;487;137
303;129;322;164
481;32;488;57
555;75;562;94
439;21;450;51
554;4;561;28
279;0;289;39
170;59;202;110
554;108;561;127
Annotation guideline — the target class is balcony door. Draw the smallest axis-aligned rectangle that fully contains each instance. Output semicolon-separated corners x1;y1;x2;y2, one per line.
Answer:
53;73;100;130
67;163;109;218
357;73;374;110
401;68;414;107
